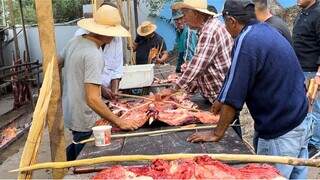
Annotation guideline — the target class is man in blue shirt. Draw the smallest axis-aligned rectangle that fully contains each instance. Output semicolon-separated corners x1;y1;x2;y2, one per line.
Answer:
171;9;198;73
187;0;311;179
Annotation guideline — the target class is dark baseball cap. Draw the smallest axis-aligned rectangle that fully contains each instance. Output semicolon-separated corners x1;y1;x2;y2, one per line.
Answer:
222;0;255;17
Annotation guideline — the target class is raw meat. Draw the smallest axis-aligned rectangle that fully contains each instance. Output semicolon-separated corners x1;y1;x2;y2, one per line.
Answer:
153;73;179;85
0;127;17;146
100;89;219;128
92;156;283;180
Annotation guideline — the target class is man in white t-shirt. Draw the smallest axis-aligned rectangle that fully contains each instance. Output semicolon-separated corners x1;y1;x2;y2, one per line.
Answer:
74;28;123;99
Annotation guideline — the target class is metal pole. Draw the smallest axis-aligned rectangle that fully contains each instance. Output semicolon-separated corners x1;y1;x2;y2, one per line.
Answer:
133;0;139;29
1;0;6;26
18;0;30;63
7;0;20;60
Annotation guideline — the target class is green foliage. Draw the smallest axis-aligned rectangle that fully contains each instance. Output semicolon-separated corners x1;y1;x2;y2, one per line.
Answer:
144;0;182;17
5;0;91;25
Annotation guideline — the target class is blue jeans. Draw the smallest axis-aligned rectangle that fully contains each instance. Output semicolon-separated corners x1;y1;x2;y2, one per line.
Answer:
256;116;313;179
304;72;320;149
66;130;92;161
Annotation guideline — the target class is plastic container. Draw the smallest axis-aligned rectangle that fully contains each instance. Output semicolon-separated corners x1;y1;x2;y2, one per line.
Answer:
119;64;155;89
92;125;112;146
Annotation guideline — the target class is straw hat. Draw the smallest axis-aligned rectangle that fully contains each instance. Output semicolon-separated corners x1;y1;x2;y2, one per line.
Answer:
172;0;216;16
137;21;157;37
77;5;130;37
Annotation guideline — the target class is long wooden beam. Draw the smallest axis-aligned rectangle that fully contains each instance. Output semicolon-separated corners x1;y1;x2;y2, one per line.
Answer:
11;153;320;172
33;0;66;179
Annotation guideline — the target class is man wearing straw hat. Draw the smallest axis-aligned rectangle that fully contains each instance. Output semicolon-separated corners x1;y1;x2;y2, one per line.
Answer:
172;0;233;104
133;21;169;65
188;0;311;178
74;2;124;99
59;5;140;161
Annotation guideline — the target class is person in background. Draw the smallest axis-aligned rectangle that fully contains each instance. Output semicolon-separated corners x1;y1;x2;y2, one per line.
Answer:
188;0;311;178
171;9;198;73
59;5;139;161
254;0;293;44
293;0;320;158
74;2;123;98
132;21;169;65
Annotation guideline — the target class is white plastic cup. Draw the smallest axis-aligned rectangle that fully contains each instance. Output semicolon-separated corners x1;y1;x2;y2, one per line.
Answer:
92;125;112;146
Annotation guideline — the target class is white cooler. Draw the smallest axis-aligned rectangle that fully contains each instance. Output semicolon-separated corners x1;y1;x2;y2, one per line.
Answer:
119;64;155;89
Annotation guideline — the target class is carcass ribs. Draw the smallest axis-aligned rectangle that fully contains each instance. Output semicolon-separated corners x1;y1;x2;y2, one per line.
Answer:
100;89;219;128
92;156;283;180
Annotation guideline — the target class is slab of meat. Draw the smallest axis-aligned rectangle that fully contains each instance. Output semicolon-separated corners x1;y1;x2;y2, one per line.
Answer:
92;156;283;180
100;89;219;129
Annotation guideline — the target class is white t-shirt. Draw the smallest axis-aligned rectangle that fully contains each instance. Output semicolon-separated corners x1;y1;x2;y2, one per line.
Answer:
74;28;124;87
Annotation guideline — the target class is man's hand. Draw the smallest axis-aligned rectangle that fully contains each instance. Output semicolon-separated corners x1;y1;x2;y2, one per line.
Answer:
115;120;140;131
210;100;223;115
102;86;115;100
187;131;222;143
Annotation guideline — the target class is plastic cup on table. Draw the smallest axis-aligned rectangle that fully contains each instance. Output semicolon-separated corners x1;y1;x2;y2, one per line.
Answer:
92;125;112;147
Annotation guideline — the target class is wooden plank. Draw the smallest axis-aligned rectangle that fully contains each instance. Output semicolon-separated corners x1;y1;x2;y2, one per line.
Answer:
34;0;66;179
204;128;252;154
160;127;206;154
121;127;163;155
78;138;124;159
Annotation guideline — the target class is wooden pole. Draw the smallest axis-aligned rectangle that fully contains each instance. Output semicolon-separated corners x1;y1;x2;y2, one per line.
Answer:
126;0;135;64
33;0;66;179
11;153;320;172
18;59;54;179
7;0;20;59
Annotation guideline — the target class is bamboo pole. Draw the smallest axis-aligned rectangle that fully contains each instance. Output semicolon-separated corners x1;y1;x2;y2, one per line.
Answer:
33;0;66;179
11;153;320;173
75;125;217;144
18;59;54;179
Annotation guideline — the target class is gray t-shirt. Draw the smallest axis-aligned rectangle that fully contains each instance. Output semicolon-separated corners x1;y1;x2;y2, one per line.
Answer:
61;36;104;132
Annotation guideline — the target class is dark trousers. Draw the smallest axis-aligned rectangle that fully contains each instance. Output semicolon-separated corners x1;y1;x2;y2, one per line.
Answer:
66;130;92;161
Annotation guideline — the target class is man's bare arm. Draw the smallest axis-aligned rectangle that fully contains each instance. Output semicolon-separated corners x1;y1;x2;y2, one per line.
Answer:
111;79;120;93
85;83;139;130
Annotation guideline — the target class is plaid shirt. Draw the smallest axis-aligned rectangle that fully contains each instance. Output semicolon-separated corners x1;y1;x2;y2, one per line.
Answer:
177;17;233;103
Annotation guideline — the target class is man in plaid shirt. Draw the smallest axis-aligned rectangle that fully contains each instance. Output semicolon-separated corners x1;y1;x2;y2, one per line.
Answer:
173;1;233;104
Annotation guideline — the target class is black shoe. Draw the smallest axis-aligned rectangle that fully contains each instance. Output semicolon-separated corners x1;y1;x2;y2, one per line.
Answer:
308;144;319;158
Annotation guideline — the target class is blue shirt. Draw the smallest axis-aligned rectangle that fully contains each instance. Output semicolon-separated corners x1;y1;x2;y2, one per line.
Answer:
175;26;198;72
218;21;308;139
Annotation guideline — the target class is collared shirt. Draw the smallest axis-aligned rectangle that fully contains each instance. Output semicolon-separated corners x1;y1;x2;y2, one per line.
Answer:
74;28;124;87
175;26;198;72
293;0;320;72
176;17;233;103
101;37;123;87
218;21;307;139
135;33;167;65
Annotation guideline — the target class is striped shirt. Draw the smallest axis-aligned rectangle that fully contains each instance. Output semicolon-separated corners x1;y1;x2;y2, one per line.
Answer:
176;17;233;103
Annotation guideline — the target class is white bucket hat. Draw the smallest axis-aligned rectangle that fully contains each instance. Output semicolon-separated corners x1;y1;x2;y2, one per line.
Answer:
172;0;216;16
77;5;130;37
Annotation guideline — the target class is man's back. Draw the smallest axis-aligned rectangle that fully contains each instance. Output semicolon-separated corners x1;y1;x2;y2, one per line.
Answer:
61;36;104;132
265;15;293;45
219;22;307;139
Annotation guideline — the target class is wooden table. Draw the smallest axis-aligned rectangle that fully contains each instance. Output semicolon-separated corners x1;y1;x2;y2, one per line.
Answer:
64;94;253;178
